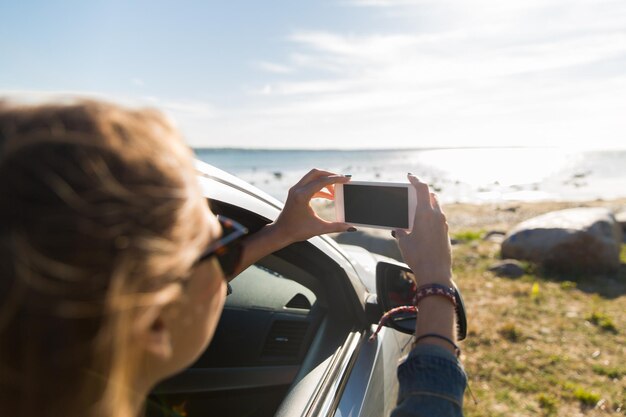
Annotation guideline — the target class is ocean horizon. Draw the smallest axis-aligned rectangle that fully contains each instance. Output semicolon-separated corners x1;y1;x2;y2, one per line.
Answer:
194;147;626;204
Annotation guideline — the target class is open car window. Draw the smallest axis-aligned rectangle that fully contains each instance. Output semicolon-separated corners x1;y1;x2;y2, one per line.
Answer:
188;256;324;370
226;265;317;312
149;255;327;417
149;199;365;417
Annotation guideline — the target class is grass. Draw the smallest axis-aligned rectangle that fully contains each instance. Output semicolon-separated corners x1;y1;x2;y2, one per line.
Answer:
538;393;559;416
453;233;626;416
573;388;601;407
498;322;523;342
452;229;485;242
586;311;618;333
592;365;626;379
559;281;577;291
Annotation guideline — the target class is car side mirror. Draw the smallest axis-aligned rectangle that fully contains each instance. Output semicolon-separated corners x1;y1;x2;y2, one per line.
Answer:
376;261;467;340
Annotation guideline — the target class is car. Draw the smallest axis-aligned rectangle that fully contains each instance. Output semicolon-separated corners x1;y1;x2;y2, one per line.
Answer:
147;160;415;417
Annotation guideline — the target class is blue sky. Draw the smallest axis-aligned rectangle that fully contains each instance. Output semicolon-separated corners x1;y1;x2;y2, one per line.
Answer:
2;0;626;149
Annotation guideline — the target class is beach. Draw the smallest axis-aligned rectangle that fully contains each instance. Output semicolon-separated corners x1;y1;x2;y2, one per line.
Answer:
311;197;626;235
196;147;626;415
195;147;626;205
317;196;626;417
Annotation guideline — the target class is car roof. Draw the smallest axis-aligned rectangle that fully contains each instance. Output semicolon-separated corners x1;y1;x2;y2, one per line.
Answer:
194;159;284;215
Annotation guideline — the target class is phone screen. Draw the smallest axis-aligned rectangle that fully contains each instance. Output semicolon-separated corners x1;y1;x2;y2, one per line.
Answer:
343;184;409;228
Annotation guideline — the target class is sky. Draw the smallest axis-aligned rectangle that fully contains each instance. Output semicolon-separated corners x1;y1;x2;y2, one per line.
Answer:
2;0;626;149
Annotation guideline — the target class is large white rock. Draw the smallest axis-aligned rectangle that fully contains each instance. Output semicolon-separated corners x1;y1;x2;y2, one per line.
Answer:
501;208;623;273
615;209;626;231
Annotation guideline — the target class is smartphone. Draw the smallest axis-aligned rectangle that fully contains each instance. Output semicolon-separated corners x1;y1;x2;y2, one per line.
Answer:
334;181;417;230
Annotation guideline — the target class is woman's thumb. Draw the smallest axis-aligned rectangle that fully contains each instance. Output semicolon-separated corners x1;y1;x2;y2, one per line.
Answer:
333;222;357;233
391;228;408;239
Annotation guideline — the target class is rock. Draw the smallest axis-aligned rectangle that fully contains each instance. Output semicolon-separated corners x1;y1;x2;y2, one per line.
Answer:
333;230;403;261
483;230;506;243
615;209;626;231
501;208;623;273
488;260;526;278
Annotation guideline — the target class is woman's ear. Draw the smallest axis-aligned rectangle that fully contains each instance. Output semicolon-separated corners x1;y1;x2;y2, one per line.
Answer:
134;285;182;361
137;310;173;360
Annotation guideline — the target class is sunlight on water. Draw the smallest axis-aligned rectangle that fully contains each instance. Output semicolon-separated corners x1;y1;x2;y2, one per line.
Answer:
195;147;626;203
411;148;580;187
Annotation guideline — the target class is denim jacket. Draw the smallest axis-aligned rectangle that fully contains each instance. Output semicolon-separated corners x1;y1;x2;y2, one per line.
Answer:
391;344;467;417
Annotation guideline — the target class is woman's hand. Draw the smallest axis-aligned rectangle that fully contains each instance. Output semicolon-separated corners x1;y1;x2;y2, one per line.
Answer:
392;174;452;286
271;169;353;245
233;169;352;277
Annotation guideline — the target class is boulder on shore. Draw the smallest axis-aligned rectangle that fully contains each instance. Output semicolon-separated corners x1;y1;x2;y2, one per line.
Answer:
501;208;623;273
615;209;626;237
488;260;526;278
483;230;506;243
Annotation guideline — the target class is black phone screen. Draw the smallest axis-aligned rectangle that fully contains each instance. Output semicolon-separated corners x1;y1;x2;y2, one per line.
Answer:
343;184;409;228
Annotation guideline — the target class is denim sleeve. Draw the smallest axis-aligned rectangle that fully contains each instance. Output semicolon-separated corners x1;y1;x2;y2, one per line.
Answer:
391;344;467;417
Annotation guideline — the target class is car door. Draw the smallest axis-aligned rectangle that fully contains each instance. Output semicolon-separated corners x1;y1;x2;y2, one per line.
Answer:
149;162;410;417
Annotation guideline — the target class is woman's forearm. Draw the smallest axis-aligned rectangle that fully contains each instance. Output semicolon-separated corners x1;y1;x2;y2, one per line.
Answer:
228;169;352;280
414;295;457;354
230;223;292;279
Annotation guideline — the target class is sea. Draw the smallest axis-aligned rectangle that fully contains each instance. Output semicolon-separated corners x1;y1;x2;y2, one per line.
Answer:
194;148;626;204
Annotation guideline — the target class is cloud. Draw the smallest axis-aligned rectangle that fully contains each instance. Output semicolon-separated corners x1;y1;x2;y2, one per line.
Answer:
0;90;220;144
345;0;429;6
142;96;218;119
254;61;294;74
225;0;626;149
4;1;625;150
0;90;217;117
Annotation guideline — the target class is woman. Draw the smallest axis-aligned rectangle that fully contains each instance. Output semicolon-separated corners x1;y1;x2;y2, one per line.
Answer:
0;100;466;417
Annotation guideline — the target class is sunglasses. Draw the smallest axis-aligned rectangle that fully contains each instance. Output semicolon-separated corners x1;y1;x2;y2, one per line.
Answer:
196;215;249;279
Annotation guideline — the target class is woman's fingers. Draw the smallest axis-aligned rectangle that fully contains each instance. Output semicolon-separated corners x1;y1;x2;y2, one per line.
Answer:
295;168;338;188
324;221;354;233
430;192;443;213
313;190;334;200
321;184;336;197
407;173;433;210
302;175;350;200
392;228;409;240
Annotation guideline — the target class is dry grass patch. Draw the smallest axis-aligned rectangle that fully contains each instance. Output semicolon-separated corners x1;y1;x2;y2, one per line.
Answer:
452;234;626;416
318;198;626;415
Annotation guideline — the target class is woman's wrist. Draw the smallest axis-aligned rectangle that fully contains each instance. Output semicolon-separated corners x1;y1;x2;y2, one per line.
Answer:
412;270;453;287
234;222;295;277
414;296;457;355
262;222;295;249
420;277;453;287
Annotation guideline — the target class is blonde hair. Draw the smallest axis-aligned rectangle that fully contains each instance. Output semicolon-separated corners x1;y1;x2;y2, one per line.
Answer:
0;100;210;417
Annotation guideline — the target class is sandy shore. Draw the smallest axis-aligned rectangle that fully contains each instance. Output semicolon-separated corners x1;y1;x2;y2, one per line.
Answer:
312;197;626;235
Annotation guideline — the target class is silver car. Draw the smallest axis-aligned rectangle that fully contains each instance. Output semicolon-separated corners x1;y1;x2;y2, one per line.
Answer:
148;161;415;417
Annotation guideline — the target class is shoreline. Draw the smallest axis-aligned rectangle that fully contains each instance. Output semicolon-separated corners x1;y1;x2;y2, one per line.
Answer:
196;147;626;205
438;197;626;233
312;197;626;235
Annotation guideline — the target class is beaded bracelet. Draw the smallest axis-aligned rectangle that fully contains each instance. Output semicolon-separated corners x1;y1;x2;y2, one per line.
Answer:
369;305;417;341
414;333;461;357
413;283;457;307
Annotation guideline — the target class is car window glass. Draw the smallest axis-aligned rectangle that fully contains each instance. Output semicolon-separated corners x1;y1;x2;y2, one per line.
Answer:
226;264;316;311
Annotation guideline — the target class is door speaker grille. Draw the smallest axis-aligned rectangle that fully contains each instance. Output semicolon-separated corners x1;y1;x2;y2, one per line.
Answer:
261;320;309;358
